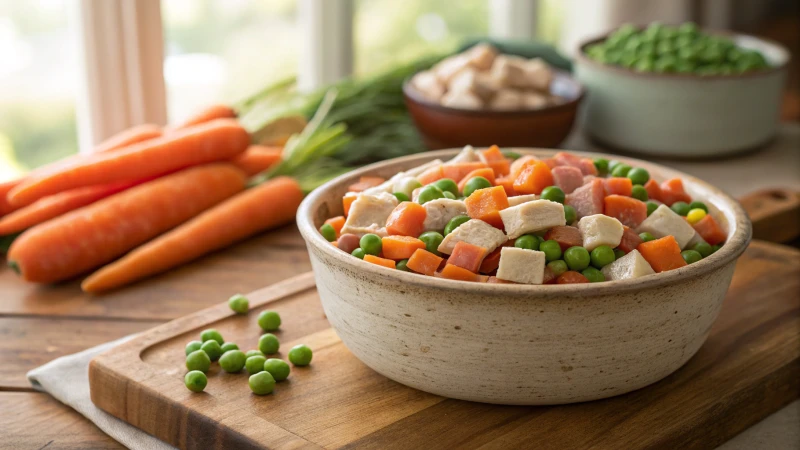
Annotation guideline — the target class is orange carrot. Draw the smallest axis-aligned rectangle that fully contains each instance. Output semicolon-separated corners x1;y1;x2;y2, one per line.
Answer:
406;248;443;276
437;264;485;282
348;176;386;193
479;246;503;273
363;254;397;270
324;216;346;237
442;162;487;182
556;271;589;284
480;145;504;161
381;235;426;260
487;276;516;284
456;168;495;192
448;241;488;273
480;146;510;177
604;195;647;228
8;164;247;284
8;119;250;207
230;145;282;176
644;179;663;203
465;185;509;229
173;104;236;130
602;177;633;197
417;165;445;185
343;194;357;217
385;202;427;237
494;176;516;196
692;215;726;245
660;178;691;206
513;161;553;195
637;235;687;273
80;176;302;293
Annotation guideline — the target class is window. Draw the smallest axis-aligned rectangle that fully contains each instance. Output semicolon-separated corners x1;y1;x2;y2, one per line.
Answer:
0;0;78;175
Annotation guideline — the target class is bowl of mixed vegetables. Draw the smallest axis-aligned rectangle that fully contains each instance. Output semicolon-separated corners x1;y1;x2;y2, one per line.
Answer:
575;22;789;158
297;146;751;405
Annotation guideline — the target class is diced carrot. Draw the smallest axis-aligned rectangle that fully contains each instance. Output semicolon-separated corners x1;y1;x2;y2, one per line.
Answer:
487;276;517;284
479;247;502;273
509;155;537;179
542;265;557;284
441;162;488;182
324;216;346;236
644;179;663;203
417;165;445;185
465;186;509;229
331;241;338;248
604;195;647;228
437;263;483;282
618;226;643;254
449;241;489;273
578;158;598;176
556;271;590;284
457;168;496;192
660;178;692;206
637;235;687;272
603;177;633;197
692;215;726;245
487;159;511;177
343;194;357;217
481;145;504;161
543;226;582;251
364;254;397;269
495;176;517;196
385;202;427;237
513;161;553;195
348;176;385;193
407;249;444;276
381;235;426;260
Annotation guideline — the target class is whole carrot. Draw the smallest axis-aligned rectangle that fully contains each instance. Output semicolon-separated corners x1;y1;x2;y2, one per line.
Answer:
8;119;249;207
173;104;236;130
230;145;283;176
7;163;247;284
82;176;303;293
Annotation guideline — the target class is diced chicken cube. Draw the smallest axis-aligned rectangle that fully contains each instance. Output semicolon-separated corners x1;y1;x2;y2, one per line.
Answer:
438;219;507;255
465;43;498;70
340;192;399;237
448;68;493;100
433;54;472;84
601;250;655;281
496;247;546;284
422;198;468;232
551;166;584;194
489;55;526;88
448;145;479;163
411;71;445;102
524;58;554;91
566;178;604;219
499;200;566;239
405;159;444;178
635;204;696;249
577;214;624;251
441;89;483;110
489;89;523;110
522;91;548;109
507;194;539;206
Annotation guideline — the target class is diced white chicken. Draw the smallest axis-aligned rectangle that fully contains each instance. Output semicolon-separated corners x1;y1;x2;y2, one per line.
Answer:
635;204;696;249
448;68;493;100
489;89;523;110
340;192;398;237
524;58;554;91
364;160;443;197
448;145;479;163
577;214;624;251
411;71;445;102
438;219;507;255
464;43;498;71
391;175;421;197
422;199;467;232
601;250;655;281
433;55;472;84
499;200;566;239
411;187;423;203
405;159;444;178
496;247;546;284
489;55;527;89
522;91;548;109
441;89;483;110
507;194;539;207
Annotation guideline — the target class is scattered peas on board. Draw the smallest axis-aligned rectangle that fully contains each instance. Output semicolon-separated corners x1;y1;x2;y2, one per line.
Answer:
228;294;249;314
258;333;280;355
201;340;223;361
288;344;313;366
219;350;247;373
185;341;203;356
184;371;207;393
246;355;267;374
249;371;276;395
264;359;291;381
220;342;239;353
200;329;224;345
186;350;211;373
257;310;281;331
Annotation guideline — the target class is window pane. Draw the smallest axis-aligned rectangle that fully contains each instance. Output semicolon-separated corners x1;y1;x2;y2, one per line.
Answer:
354;0;489;75
162;0;299;124
0;0;78;176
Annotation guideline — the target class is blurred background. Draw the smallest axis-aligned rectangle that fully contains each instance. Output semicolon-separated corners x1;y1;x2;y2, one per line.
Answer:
0;0;797;179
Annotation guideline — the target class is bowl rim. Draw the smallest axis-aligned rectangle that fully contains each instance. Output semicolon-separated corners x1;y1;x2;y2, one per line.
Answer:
402;70;585;117
297;148;752;298
574;28;791;80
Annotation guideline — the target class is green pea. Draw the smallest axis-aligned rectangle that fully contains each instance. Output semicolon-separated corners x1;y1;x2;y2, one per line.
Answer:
200;340;223;361
417;185;445;204
689;201;708;213
258;333;280;355
393;192;410;202
646;201;659;216
186;350;211;373
228;294;249;314
503;151;521;160
613;248;626;259
608;160;621;172
396;259;410;271
394;178;422;197
257;310;281;331
671;201;691;216
184;370;207;393
419;231;444;255
564;246;591;271
582;267;605;283
626;167;650;185
693;242;713;258
514;235;540;251
433;178;458;196
444;215;470;236
360;233;382;256
249;371;276;395
200;329;224;345
264;358;291;381
220;342;239;353
631;185;649;202
611;163;631;178
564;205;577;224
710;244;722;253
320;223;336;242
352;248;366;259
463;177;492;197
639;232;656;243
681;250;703;264
590;245;616;269
288;344;313;366
245;350;264;358
443;191;457;199
540;240;562;262
185;341;203;356
540;186;565;204
245;355;267;374
593;158;609;176
219;350;246;373
547;260;568;277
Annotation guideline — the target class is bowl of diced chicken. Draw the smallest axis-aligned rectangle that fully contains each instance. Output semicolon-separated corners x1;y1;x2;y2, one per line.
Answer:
297;146;751;405
403;44;585;149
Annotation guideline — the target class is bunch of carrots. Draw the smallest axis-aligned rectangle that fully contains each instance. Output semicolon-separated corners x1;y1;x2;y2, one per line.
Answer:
0;103;325;293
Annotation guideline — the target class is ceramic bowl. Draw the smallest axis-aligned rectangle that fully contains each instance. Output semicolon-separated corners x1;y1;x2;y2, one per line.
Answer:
574;32;790;158
297;148;751;405
403;71;584;149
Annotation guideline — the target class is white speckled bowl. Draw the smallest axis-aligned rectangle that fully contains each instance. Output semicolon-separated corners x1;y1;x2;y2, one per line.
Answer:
297;149;751;405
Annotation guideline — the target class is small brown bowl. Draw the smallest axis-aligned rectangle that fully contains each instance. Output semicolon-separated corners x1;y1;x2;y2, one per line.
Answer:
403;71;585;149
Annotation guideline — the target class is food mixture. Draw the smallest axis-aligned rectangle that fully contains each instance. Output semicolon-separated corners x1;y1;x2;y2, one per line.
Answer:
320;146;727;285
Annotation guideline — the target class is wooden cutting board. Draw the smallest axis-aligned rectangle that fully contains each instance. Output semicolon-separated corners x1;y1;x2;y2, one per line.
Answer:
88;240;800;450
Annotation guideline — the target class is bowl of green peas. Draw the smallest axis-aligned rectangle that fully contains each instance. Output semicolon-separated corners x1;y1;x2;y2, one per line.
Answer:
575;22;789;158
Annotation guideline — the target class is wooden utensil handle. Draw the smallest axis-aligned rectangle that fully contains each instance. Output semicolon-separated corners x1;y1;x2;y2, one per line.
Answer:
738;188;800;243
